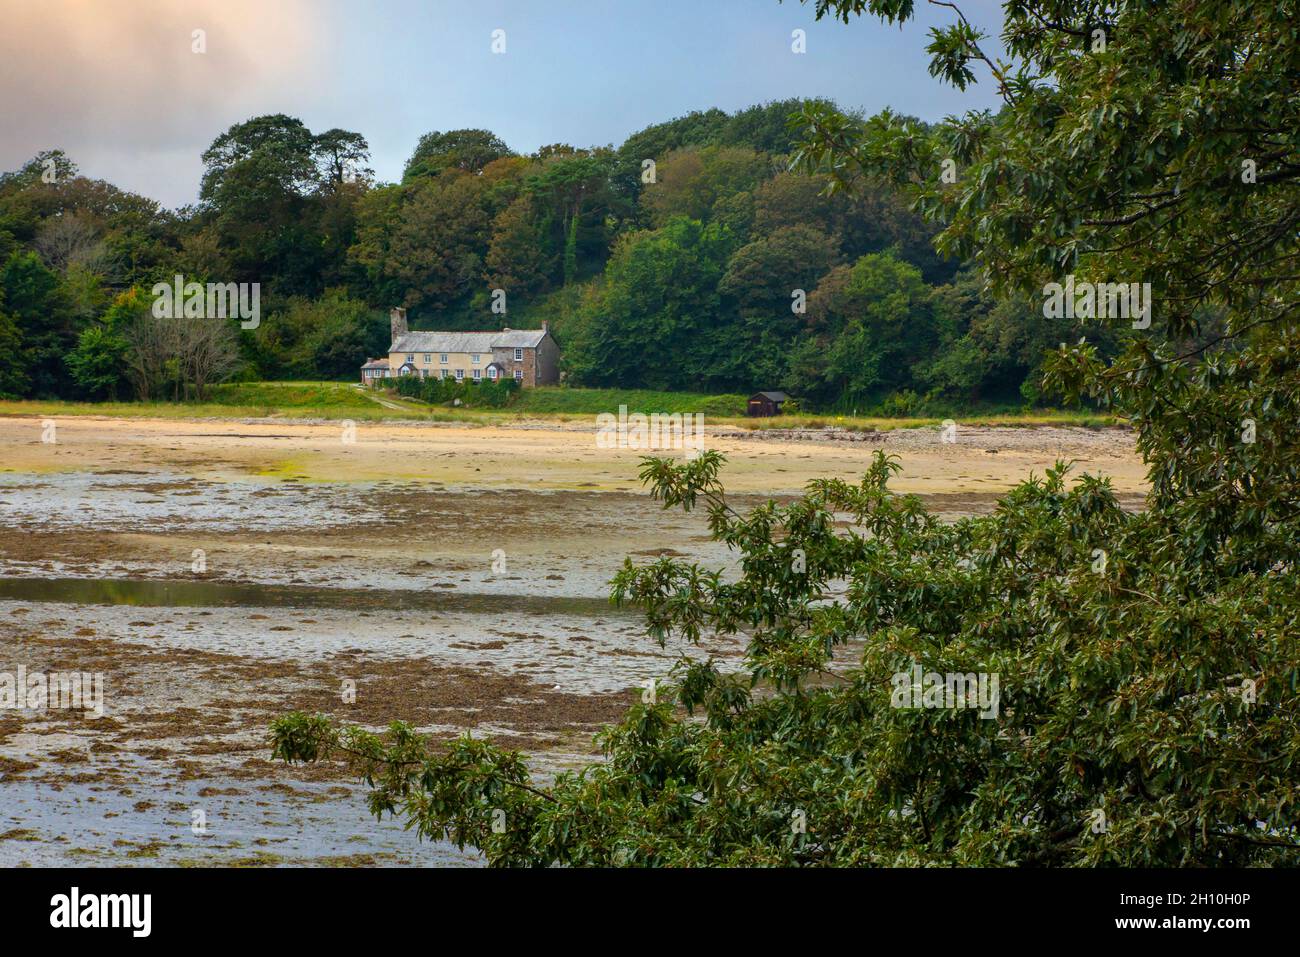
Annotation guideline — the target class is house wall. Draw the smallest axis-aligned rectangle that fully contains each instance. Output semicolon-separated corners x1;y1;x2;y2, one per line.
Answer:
534;334;560;385
389;349;500;383
490;345;543;386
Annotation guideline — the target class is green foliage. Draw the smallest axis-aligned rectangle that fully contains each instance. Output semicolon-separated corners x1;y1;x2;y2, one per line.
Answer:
251;292;386;380
507;386;746;417
1;250;76;397
782;251;932;407
640;146;773;227
0;305;27;398
204;380;380;410
67;322;129;400
391;373;519;409
567;217;733;390
0;98;1006;407
403;129;514;181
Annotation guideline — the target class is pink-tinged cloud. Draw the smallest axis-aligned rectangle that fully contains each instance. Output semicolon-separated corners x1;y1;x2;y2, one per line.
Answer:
0;0;326;207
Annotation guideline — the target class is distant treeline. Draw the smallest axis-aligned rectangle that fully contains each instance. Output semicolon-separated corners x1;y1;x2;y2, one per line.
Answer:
0;100;1118;409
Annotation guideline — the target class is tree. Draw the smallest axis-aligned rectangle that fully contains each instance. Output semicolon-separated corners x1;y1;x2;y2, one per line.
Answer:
719;224;839;338
176;313;241;399
640;146;771;227
33;210;108;275
274;0;1300;867
198;115;369;297
564;217;732;390
351;173;492;314
709;223;841;391
403;129;514;181
1;250;76;396
486;196;556;301
67;324;128;399
524;151;624;286
119;289;240;401
253;293;387;380
784;251;932;407
313;129;374;188
0;301;27;398
200;114;319;203
198;117;318;204
122;308;176;401
916;270;1120;405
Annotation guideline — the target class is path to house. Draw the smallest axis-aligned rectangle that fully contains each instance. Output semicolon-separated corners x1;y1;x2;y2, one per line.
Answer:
353;383;419;412
0;415;1144;865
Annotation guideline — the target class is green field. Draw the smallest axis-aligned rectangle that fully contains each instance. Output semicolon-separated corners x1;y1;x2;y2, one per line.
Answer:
511;387;748;417
0;381;1122;430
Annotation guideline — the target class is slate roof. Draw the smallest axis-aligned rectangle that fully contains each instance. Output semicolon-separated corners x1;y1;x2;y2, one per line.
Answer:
361;357;390;369
753;391;789;402
390;329;548;354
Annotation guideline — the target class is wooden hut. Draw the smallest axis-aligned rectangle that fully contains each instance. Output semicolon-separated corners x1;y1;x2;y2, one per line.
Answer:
747;391;789;417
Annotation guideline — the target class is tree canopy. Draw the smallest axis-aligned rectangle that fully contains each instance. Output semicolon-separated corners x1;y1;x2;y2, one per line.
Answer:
0;96;1083;408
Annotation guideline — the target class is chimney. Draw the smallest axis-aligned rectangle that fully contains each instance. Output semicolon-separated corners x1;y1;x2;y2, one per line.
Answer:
541;320;549;334
390;307;408;343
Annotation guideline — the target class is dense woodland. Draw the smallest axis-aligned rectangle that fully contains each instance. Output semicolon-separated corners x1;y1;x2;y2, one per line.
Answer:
0;99;1121;410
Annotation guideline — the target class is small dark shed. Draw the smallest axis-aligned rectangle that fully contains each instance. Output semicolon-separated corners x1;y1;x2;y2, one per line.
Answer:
747;391;789;417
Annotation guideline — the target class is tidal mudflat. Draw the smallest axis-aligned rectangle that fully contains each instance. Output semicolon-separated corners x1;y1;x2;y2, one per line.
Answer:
0;415;1144;865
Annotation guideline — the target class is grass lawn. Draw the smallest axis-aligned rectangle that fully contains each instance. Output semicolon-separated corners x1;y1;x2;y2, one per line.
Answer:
0;381;1123;430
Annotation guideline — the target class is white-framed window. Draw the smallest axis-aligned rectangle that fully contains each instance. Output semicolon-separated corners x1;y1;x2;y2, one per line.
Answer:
471;353;480;364
405;355;414;363
423;354;431;363
439;369;448;380
454;369;464;381
514;369;523;381
440;353;448;364
488;367;498;380
514;348;523;361
472;368;482;381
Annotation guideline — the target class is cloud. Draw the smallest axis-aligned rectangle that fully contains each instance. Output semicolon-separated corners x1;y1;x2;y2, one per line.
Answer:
0;0;326;206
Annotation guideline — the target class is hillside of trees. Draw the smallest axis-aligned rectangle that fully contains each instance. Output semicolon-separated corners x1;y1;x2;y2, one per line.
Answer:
1;99;1117;410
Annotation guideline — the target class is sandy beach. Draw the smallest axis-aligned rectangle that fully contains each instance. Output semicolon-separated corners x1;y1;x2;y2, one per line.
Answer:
0;414;1146;865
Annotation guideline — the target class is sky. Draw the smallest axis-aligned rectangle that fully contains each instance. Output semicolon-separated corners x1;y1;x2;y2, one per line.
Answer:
0;0;1006;210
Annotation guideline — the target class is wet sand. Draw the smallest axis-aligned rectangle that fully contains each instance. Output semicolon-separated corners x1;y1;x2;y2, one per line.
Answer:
0;414;1145;865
